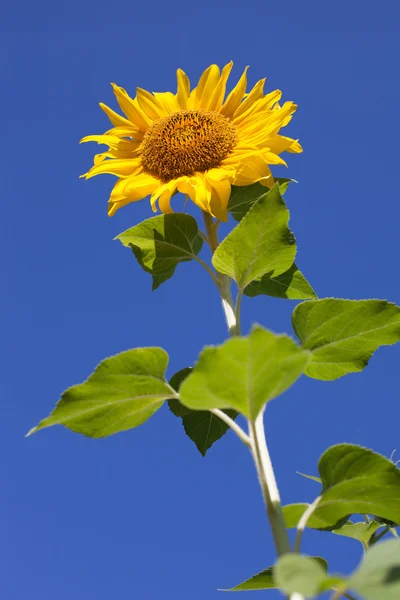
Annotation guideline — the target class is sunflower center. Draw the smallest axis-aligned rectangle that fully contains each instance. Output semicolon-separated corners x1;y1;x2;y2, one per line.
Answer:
140;109;237;181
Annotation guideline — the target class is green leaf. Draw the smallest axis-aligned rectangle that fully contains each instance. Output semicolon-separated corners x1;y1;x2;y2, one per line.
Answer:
272;541;400;599
168;368;238;456
224;558;327;592
228;179;294;222
115;213;203;290
282;504;350;531
349;539;400;599
168;368;194;417
244;263;317;300
293;298;400;380
316;445;400;526
319;444;400;492
222;566;276;591
28;348;175;438
274;555;333;597
213;184;296;290
333;521;383;546
297;471;322;484
179;326;310;419
285;445;400;531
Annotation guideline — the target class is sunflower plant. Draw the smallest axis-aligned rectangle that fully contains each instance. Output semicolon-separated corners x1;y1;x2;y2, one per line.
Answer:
29;63;400;599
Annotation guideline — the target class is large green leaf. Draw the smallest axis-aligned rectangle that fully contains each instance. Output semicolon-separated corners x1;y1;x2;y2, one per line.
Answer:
224;558;327;592
333;521;383;547
274;555;337;597
212;184;296;290
179;326;310;419
274;541;400;599
28;348;176;438
293;298;400;380
168;368;238;456
284;445;400;531
282;504;349;531
228;179;294;222
115;213;203;290
349;539;400;599
244;263;317;300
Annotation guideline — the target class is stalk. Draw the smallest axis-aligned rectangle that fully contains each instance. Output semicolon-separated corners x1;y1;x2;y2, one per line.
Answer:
202;210;300;600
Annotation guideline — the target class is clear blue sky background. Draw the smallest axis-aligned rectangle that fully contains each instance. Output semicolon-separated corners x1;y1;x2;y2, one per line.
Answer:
2;1;400;598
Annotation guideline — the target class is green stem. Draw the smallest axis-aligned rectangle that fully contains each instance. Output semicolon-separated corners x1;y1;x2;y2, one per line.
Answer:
249;411;292;557
331;589;357;600
202;212;238;336
235;289;243;337
202;209;294;597
294;496;321;553
193;255;220;287
370;525;391;545
211;408;251;448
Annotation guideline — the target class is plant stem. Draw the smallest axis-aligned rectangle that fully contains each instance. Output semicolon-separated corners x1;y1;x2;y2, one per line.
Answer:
330;588;357;600
218;273;238;336
210;409;251;448
249;411;292;556
294;496;321;553
202;209;296;598
202;212;219;254
235;289;243;336
194;255;221;287
202;211;238;336
370;525;391;545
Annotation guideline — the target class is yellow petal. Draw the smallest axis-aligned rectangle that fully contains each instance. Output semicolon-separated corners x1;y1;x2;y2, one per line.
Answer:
263;152;288;166
153;91;181;115
108;172;159;216
136;87;166;121
93;152;113;165
193;64;221;110
158;190;174;213
206;166;235;182
176;177;195;202
231;78;266;120
84;158;142;179
220;66;248;118
207;61;234;112
232;153;273;186
286;139;302;153
220;144;260;165
80;135;140;154
266;135;302;155
176;68;190;109
111;83;151;130
252;89;283;114
208;176;231;221
233;90;282;126
259;174;275;188
103;125;142;140
238;102;299;147
149;180;176;212
176;175;209;212
99;102;132;128
122;172;160;197
193;176;212;212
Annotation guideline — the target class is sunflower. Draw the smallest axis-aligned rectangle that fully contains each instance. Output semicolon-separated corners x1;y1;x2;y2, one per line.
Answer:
80;62;302;221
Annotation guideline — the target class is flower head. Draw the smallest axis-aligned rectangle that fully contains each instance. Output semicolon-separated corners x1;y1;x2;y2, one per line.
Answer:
81;62;302;221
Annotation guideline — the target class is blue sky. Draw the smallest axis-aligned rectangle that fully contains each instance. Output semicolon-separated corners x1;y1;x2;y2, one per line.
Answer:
2;1;400;598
